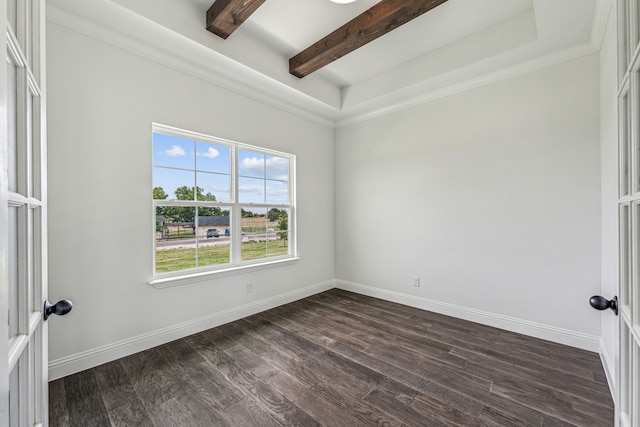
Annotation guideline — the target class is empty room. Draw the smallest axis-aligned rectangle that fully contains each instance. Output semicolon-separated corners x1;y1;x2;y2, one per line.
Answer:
1;0;636;426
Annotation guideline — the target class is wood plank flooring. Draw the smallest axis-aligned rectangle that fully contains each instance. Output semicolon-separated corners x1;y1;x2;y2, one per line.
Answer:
49;289;614;426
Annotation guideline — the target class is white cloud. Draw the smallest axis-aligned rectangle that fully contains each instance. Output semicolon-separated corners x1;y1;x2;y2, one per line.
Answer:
266;188;288;196
165;145;185;157
239;184;264;194
201;147;220;159
266;157;287;168
240;156;288;180
241;157;264;172
266;157;289;180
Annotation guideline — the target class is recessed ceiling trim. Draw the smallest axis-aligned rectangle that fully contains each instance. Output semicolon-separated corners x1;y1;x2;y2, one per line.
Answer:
289;0;448;78
50;0;606;127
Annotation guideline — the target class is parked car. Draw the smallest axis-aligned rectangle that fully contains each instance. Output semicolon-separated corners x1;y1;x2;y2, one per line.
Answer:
206;228;220;238
225;228;230;237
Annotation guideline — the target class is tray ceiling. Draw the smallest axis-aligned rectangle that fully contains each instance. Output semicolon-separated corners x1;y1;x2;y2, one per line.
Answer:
49;0;606;125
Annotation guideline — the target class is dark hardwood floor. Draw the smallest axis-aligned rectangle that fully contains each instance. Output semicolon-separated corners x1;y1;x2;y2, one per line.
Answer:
49;289;613;426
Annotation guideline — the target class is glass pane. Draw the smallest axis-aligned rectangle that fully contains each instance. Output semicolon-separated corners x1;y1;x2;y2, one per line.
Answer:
26;86;33;197
29;0;38;82
8;54;18;193
633;344;639;427
266;208;289;258
197;211;229;240
30;207;41;313
9;360;20;426
636;73;640;194
26;0;34;73
152;133;195;169
153;167;194;201
635;0;640;55
8;0;17;33
30;92;41;199
635;204;640;329
9;206;19;339
621;204;631;309
196;141;230;174
266;180;288;204
620;323;632;422
31;328;43;424
30;335;38;425
238;150;265;179
198;210;230;268
265;155;289;181
620;90;630;196
241;207;267;261
155;206;196;273
196;172;230;203
620;0;630;82
239;177;265;204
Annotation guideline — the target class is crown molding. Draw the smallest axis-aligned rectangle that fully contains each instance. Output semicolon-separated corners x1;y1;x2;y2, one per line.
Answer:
48;1;609;128
337;42;599;127
47;4;339;128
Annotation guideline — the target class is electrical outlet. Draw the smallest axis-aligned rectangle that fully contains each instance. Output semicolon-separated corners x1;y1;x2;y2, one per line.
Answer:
412;276;420;287
246;282;254;293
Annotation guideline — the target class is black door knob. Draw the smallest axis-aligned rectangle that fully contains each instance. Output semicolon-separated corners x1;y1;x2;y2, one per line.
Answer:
44;299;73;321
589;295;618;316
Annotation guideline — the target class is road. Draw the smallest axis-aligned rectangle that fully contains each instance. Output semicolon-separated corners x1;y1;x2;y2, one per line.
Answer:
156;233;280;250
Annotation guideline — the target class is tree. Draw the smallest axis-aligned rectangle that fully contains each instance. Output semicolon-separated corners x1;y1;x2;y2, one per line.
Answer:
159;186;222;223
153;186;168;200
155;208;165;235
174;185;218;202
199;205;223;217
163;206;196;223
153;187;169;225
277;210;288;242
268;208;281;222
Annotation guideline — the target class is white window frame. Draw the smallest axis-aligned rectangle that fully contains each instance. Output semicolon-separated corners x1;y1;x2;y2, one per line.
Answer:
150;123;297;288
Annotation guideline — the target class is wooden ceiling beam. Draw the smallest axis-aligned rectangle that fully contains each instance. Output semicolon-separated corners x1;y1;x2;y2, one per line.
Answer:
206;0;266;39
289;0;447;78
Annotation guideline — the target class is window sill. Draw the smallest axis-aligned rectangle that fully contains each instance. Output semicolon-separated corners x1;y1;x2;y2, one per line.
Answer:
149;257;301;289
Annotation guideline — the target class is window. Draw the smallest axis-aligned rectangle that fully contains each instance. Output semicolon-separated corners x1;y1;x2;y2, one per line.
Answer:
152;124;295;281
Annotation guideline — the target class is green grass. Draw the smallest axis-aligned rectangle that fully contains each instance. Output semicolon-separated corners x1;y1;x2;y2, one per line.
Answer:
155;240;288;273
241;240;288;262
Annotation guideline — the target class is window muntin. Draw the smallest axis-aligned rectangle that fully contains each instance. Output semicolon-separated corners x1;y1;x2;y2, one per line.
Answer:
152;125;294;277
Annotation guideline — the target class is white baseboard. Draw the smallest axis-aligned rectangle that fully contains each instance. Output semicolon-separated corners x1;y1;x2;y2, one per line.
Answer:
50;278;605;380
48;280;335;380
336;280;601;352
599;337;617;404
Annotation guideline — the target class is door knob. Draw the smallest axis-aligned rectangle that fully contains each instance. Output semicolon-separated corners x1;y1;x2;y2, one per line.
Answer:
44;299;73;320
589;295;618;316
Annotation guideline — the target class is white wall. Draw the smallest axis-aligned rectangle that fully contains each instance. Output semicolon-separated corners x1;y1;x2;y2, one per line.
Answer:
46;22;335;378
599;3;619;398
335;54;603;350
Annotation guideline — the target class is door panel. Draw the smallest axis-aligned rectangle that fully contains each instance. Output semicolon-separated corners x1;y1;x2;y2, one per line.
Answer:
619;1;640;425
2;0;48;425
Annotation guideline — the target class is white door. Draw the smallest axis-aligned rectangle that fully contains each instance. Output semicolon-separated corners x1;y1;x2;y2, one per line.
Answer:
619;1;640;426
1;0;57;425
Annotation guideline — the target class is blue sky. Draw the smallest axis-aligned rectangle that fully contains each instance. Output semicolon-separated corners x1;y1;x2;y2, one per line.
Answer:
153;133;289;205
